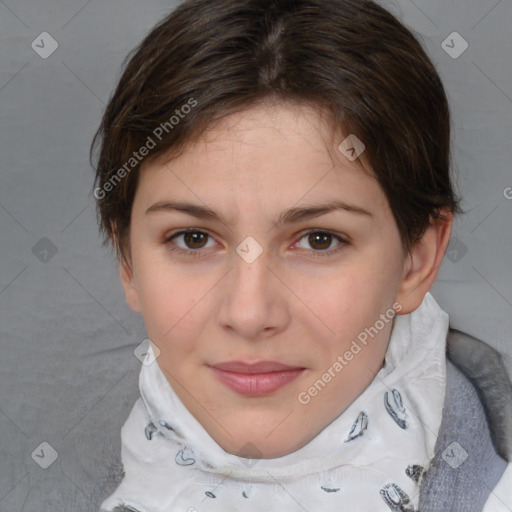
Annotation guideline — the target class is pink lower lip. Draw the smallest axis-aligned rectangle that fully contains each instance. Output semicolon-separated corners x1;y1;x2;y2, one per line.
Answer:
210;367;305;396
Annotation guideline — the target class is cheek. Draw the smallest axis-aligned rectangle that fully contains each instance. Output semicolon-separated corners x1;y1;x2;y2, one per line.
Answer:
135;257;203;343
305;265;386;331
300;256;400;359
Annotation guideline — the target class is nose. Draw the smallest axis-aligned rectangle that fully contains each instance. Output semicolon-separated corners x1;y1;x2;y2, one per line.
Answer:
217;243;290;341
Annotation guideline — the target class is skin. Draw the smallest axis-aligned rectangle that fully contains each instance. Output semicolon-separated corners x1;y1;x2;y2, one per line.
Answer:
120;100;452;459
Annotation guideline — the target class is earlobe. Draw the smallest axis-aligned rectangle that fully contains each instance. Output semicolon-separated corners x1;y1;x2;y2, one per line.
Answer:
395;211;453;314
119;259;142;313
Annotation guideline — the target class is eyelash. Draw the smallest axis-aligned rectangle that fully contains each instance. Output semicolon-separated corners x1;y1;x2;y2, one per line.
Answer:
164;228;348;258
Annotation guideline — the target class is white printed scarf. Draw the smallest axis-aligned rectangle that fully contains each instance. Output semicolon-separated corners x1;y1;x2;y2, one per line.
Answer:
101;292;448;512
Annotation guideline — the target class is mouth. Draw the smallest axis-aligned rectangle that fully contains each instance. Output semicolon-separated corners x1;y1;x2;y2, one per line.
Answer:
208;360;306;396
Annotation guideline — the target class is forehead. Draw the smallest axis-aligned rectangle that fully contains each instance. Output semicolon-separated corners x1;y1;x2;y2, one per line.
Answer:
135;101;387;218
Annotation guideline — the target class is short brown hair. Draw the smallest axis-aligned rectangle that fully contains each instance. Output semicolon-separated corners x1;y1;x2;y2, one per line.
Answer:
91;0;462;267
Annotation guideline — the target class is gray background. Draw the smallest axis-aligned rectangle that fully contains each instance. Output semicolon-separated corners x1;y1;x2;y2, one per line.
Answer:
0;0;511;510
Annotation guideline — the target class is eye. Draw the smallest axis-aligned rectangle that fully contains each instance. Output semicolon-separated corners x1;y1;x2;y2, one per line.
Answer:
165;229;216;256
294;230;347;256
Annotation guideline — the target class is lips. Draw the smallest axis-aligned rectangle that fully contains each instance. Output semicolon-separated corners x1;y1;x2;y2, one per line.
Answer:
209;360;305;396
211;360;302;374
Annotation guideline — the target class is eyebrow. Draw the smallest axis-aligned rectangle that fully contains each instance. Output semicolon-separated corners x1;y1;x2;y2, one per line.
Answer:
145;199;373;225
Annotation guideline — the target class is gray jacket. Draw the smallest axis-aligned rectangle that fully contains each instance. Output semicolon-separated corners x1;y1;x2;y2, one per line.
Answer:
103;328;512;512
419;328;512;511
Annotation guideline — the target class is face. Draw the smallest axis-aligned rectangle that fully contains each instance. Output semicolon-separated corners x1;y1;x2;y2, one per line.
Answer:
120;101;429;459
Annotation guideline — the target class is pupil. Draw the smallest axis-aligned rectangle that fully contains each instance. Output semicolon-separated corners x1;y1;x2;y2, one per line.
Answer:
185;232;206;248
310;232;330;250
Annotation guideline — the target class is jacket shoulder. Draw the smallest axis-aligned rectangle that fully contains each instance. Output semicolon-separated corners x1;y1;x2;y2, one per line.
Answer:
447;328;512;461
419;328;510;511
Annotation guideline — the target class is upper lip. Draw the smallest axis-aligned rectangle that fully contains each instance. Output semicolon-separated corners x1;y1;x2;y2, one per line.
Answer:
210;361;304;374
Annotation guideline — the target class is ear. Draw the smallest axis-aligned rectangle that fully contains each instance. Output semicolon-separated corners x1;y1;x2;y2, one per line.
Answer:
395;211;453;314
119;256;142;313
